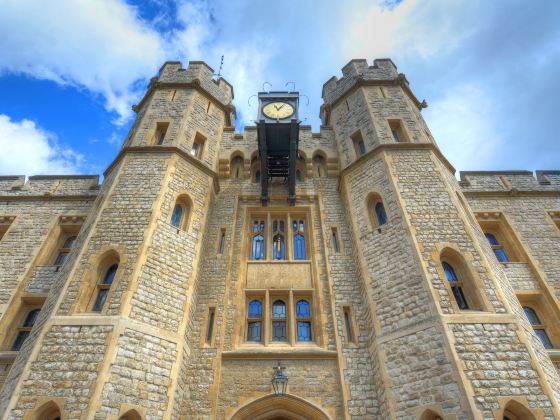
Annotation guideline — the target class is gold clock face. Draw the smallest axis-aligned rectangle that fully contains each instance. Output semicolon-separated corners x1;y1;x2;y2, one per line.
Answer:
262;101;295;119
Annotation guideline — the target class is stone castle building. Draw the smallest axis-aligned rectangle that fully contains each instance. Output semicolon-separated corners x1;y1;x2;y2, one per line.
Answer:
0;58;559;420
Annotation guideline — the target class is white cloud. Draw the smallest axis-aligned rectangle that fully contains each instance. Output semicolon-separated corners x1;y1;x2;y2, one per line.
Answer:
423;84;503;171
0;114;84;175
0;0;165;124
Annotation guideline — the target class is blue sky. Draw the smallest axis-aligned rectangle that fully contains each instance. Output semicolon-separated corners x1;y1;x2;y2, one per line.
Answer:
0;0;559;177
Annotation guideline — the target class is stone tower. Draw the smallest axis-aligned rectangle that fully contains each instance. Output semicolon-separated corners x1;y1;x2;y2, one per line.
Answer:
0;59;559;419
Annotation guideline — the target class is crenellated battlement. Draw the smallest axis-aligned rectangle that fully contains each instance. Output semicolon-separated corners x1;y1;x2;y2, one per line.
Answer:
154;60;234;105
0;175;99;197
460;170;560;193
322;58;400;105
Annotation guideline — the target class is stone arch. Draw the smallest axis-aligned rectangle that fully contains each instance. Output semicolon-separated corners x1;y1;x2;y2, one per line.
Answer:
230;151;245;179
119;409;143;420
29;400;62;420
230;394;331;420
501;399;538;420
418;408;444;420
311;150;327;178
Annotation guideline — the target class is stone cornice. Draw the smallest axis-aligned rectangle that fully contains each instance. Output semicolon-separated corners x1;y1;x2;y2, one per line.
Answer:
338;142;456;183
463;190;560;198
104;146;220;193
221;348;338;360
0;195;96;202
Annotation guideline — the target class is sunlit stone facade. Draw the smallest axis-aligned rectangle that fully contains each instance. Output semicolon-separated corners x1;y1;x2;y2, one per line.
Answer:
0;59;559;419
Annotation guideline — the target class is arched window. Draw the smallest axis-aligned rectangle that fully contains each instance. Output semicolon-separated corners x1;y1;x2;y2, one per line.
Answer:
292;219;306;260
296;299;312;342
92;263;118;312
251;220;265;260
54;235;77;266
523;306;554;349
11;308;40;351
169;195;191;231
312;155;327;177
247;299;263;342
485;233;509;262
368;193;388;228
271;300;287;341
502;400;537;420
272;219;286;260
442;262;469;310
231;156;244;179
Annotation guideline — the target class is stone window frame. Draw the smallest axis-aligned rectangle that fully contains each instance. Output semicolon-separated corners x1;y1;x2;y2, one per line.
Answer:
476;213;524;264
350;129;366;159
250;153;261;183
386;117;411;143
151;121;170;146
434;244;491;313
1;295;45;352
340;304;358;347
248;211;310;262
230;151;246;179
492;396;543;420
243;289;315;347
201;305;217;347
216;227;226;254
23;398;65;420
416;406;446;420
546;210;560;231
167;192;193;233
330;225;343;253
74;246;128;315
366;192;389;231
37;216;84;268
190;131;206;159
118;404;146;420
517;292;560;351
311;150;328;178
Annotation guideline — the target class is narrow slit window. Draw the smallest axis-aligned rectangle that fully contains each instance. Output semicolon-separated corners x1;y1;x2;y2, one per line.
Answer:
247;299;263;342
374;202;388;226
11;309;41;351
351;131;366;157
191;132;206;158
153;122;169;145
388;119;409;143
331;227;340;253
218;228;226;254
343;307;355;343
206;307;215;344
170;203;184;228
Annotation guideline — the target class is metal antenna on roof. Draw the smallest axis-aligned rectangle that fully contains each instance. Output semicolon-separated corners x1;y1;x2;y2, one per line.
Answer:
214;55;224;77
300;94;310;106
286;81;296;92
262;82;272;92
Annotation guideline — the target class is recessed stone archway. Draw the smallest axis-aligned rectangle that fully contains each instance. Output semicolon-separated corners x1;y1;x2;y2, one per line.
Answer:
230;394;331;420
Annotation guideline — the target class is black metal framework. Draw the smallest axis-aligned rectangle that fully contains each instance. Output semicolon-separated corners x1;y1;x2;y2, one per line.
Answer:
256;92;300;206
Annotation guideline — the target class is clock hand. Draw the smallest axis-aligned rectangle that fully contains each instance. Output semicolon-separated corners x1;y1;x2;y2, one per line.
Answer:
278;104;285;110
274;104;280;110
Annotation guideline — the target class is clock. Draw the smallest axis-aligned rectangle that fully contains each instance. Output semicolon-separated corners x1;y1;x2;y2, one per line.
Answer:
262;101;295;120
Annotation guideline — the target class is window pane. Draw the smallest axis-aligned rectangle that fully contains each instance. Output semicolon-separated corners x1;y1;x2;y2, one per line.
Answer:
23;309;41;327
297;321;312;341
392;129;400;142
206;310;215;343
535;329;554;349
92;289;109;312
332;230;339;253
63;236;77;248
358;141;366;155
485;233;499;245
293;235;306;260
255;170;261;183
54;251;69;266
296;300;310;318
344;311;354;342
248;300;262;318
272;300;286;318
442;262;458;282
247;321;262;342
11;331;30;351
451;286;469;310
272;321;287;341
170;203;184;228
375;202;388;225
103;264;118;285
273;234;285;260
523;307;541;325
219;231;225;253
252;235;264;260
494;248;509;263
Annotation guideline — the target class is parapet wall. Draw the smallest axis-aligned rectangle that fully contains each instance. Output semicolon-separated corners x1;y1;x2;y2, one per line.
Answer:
156;60;234;105
322;58;400;105
460;170;560;193
0;175;99;197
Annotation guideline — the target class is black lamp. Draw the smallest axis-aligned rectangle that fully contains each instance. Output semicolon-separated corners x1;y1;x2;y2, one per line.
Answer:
271;361;288;396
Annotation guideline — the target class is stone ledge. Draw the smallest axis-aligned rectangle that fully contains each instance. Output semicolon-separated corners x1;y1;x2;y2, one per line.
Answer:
222;347;337;360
